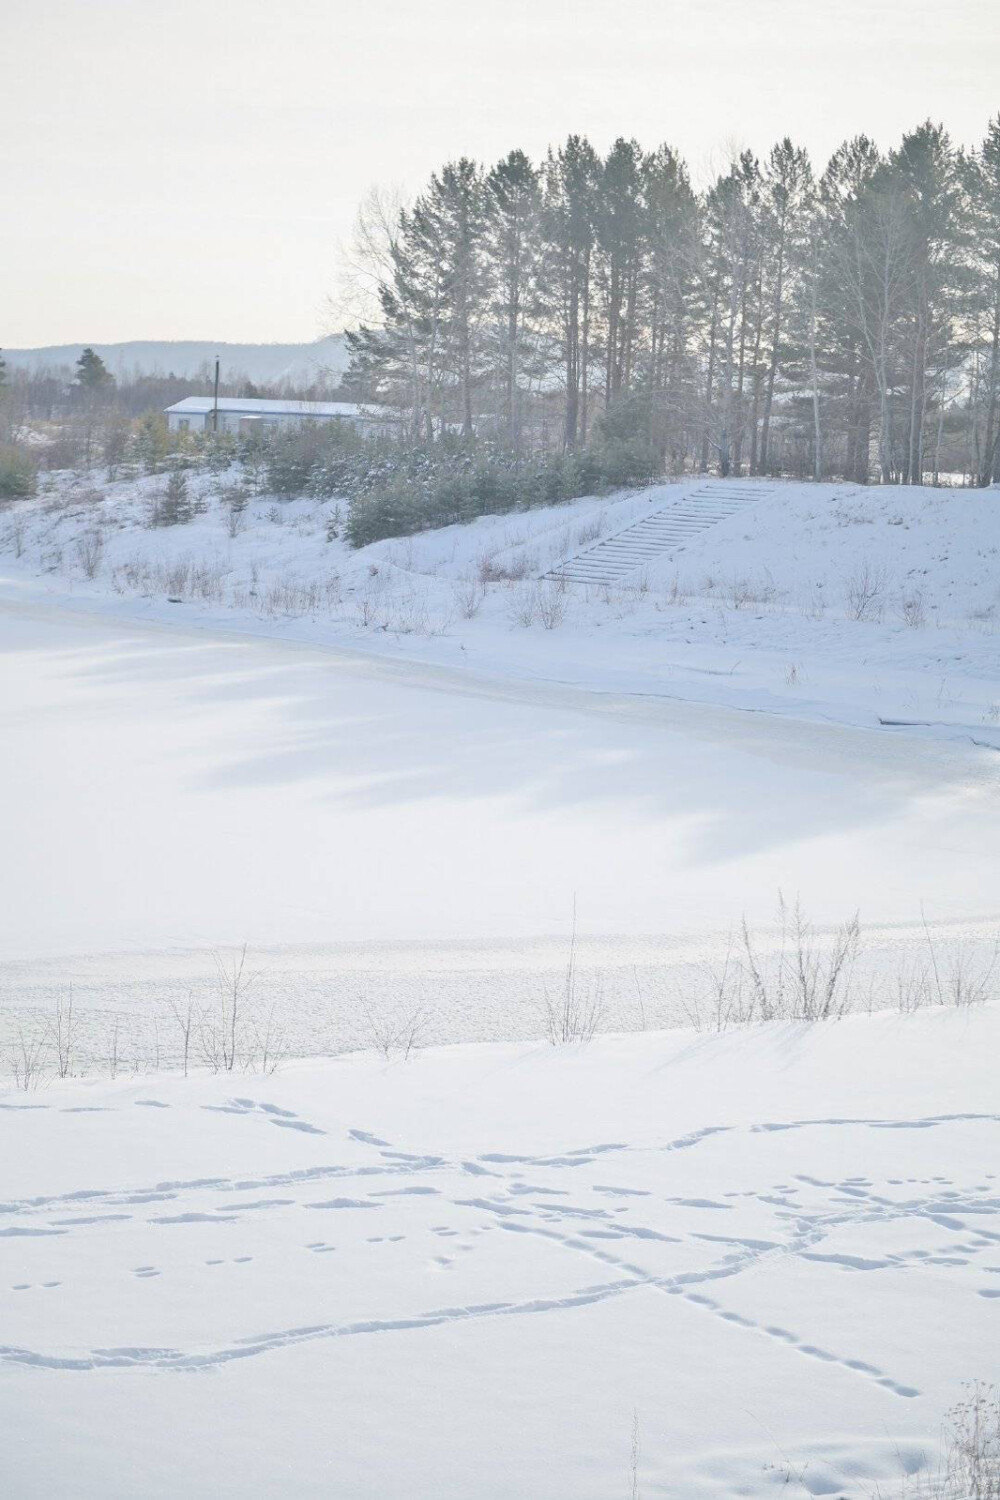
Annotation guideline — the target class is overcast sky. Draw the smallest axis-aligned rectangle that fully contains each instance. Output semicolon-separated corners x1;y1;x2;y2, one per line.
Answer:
3;0;998;347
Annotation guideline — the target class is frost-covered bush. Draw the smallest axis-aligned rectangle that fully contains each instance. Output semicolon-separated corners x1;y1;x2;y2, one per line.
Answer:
265;421;367;499
188;400;664;548
345;434;661;548
346;474;425;545
589;396;661;490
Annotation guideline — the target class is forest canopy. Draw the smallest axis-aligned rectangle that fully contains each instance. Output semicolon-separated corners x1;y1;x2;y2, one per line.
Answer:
345;120;1000;490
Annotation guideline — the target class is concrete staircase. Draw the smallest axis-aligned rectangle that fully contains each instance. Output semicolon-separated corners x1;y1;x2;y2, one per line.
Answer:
545;483;772;588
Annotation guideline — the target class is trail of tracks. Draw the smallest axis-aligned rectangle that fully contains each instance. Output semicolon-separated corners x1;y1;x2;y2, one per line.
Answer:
3;1101;997;1394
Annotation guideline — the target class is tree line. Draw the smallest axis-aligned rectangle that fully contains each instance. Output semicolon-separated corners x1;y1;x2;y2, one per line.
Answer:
345;119;1000;487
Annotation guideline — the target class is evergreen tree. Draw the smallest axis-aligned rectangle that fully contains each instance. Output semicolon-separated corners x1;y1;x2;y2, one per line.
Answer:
757;140;813;473
542;136;600;448
889;123;964;483
75;348;114;394
484;149;545;453
596;138;646;408
346;202;446;440
341;118;1000;487
704;154;763;474
966;117;1000;485
641;146;702;468
411;159;487;440
151;469;193;527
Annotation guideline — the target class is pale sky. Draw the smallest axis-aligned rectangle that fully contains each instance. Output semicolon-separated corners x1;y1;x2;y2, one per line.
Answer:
3;0;998;347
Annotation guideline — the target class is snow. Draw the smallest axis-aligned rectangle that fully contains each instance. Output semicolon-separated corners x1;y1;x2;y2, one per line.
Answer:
164;396;366;418
1;589;998;1069
4;471;1000;747
2;472;999;1061
2;1007;998;1497
2;470;999;1493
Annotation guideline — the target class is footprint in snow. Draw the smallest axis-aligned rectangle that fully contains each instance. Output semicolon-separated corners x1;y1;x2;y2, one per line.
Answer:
372;1186;439;1198
0;1227;67;1238
50;1213;132;1227
305;1198;379;1212
152;1212;237;1225
349;1129;392;1147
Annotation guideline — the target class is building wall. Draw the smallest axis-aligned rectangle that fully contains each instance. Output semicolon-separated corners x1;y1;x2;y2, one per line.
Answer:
167;411;209;433
167;410;366;436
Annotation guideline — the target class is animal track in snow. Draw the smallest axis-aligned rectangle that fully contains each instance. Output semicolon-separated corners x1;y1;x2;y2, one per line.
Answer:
4;1106;996;1401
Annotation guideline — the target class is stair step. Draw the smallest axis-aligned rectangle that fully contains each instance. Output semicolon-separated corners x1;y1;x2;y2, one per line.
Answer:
547;485;772;584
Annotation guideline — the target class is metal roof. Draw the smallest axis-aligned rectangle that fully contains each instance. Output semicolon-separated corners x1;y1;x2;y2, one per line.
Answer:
165;396;366;418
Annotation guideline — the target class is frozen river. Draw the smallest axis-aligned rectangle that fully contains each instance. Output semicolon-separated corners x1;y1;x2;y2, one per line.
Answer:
2;589;998;1065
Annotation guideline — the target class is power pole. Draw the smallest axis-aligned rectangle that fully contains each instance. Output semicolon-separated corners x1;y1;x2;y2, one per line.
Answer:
213;357;220;434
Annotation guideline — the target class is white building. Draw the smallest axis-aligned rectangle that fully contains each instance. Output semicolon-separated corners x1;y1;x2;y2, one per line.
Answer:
165;396;388;437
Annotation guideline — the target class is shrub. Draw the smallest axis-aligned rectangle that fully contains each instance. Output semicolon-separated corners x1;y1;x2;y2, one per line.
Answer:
561;448;603;498
596;437;661;489
135;413;171;474
543;902;603;1044
591;395;662;489
265;421;365;499
0;443;37;499
149;470;194;527
343;435;662;549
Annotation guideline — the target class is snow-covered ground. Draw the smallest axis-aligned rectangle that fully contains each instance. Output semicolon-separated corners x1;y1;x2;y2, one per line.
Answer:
1;589;998;1070
2;1006;999;1498
4;470;1000;745
3;470;999;1494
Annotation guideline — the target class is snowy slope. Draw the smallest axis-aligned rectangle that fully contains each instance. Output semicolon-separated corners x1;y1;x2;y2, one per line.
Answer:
1;1006;998;1498
3;473;999;747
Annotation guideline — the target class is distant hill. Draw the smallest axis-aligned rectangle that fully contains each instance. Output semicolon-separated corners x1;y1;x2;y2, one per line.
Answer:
3;337;350;386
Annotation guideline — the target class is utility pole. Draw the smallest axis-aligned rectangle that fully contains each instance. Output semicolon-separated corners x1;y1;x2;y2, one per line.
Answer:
213;357;220;434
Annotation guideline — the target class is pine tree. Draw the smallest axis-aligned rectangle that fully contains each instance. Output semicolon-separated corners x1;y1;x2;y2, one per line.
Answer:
75;348;114;394
889;123;964;483
411;159;488;440
151;469;192;527
820;139;913;483
484;150;545;453
757;140;813;474
339;119;1000;486
345;203;447;440
541;136;600;448
642;145;702;468
966;117;1000;484
596;138;646;408
704;154;763;475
